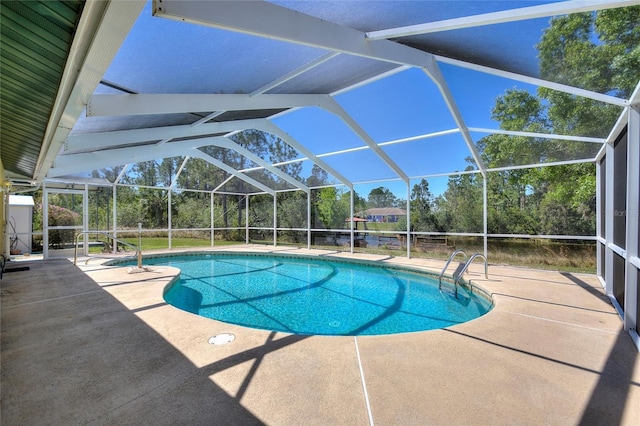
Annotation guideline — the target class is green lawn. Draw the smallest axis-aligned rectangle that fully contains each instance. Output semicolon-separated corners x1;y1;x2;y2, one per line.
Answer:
358;222;399;232
88;237;239;253
88;235;595;273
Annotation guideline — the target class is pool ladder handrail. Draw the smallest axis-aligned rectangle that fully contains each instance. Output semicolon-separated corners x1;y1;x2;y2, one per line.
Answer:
452;253;489;297
74;231;141;267
438;249;468;291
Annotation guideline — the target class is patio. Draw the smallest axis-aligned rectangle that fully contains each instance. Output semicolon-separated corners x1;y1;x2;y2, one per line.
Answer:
1;2;639;424
2;247;638;425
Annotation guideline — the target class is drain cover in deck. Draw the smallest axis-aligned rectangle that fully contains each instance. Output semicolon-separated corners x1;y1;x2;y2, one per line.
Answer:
208;333;235;345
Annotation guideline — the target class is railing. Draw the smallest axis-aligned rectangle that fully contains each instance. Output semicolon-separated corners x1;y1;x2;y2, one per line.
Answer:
438;249;468;290
452;253;489;297
74;231;141;267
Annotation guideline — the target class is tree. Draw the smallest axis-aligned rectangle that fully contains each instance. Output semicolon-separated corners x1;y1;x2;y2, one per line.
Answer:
410;179;437;231
313;187;344;229
172;192;211;229
47;204;81;248
436;169;483;233
367;187;398;208
201;130;303;234
177;157;224;192
158;157;182;187
122;160;169;229
276;191;307;242
596;7;640;95
443;8;640;236
306;164;331;188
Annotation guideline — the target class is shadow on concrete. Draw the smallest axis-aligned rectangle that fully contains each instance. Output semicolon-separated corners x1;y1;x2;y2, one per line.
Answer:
445;328;639;423
491;292;617;315
560;272;611;303
578;330;638;425
197;331;309;402
560;272;640;425
444;328;611;376
0;259;308;425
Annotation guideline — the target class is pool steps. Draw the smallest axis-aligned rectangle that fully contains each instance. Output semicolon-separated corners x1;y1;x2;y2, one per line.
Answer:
73;231;142;268
439;250;488;297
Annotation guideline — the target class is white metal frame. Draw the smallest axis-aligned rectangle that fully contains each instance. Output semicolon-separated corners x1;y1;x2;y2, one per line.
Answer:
43;185;88;259
624;105;639;344
34;0;146;181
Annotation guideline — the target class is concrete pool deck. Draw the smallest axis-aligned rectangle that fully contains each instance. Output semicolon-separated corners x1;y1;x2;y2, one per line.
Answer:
1;245;639;425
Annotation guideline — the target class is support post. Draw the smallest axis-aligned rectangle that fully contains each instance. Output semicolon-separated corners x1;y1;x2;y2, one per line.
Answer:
245;195;250;244
83;184;89;256
605;138;615;296
406;182;411;258
483;175;488;259
2;181;9;258
168;189;172;250
273;193;277;247
307;190;311;250
112;182;117;253
624;105;639;337
596;159;603;278
210;191;215;246
137;222;142;269
350;189;354;254
43;184;48;259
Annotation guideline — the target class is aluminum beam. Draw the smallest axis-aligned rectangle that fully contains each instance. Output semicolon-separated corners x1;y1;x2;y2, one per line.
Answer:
321;99;410;184
251;52;342;96
87;93;330;116
61;118;350;191
330;65;411;97
631;79;640;105
169;156;190;189
152;0;440;73
152;0;484;177
469;128;607;144
421;68;487;176
485;157;596;173
34;0;146;181
54;136;281;195
436;56;628;107
214;138;309;192
366;0;640;39
258;121;353;190
604;135;615;297
64;119;266;152
189;150;275;195
51;138;224;177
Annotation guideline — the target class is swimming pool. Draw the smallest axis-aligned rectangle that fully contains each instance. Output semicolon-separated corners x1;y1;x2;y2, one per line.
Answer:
138;253;491;336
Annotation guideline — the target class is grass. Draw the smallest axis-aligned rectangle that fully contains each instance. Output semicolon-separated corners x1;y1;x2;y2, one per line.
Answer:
359;222;398;232
276;236;597;274
88;234;596;274
87;237;239;254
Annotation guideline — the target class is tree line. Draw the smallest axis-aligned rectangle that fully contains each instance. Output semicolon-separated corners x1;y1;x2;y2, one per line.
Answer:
409;7;639;236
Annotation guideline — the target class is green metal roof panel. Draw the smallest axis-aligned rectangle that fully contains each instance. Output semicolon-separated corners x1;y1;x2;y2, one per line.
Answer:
0;0;84;178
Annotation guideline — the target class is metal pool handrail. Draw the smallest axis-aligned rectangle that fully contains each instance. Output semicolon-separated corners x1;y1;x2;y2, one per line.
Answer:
74;231;141;267
453;253;489;297
438;249;468;290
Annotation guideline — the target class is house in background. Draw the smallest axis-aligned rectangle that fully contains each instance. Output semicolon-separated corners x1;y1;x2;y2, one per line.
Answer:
362;208;407;223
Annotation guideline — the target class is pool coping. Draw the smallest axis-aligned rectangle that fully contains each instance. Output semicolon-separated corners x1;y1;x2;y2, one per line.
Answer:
2;244;639;425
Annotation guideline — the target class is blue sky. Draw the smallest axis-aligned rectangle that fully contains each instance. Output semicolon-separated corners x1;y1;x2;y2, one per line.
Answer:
272;64;539;199
98;0;546;201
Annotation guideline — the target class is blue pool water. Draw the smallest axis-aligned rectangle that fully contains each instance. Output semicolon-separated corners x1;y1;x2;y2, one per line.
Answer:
140;253;491;336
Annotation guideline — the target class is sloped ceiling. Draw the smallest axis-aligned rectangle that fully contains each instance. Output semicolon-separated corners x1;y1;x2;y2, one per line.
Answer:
0;1;84;179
